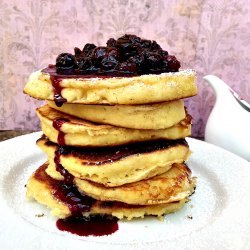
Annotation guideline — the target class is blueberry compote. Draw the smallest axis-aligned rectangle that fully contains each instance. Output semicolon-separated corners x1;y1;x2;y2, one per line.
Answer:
53;34;181;76
34;163;119;236
42;34;181;106
56;215;118;237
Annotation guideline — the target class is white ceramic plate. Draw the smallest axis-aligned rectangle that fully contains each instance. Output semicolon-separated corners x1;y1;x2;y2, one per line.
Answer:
0;132;250;250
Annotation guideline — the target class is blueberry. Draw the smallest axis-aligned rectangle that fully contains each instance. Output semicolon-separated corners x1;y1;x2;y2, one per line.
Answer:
116;36;130;50
151;41;161;50
127;34;141;44
107;47;121;61
77;58;92;70
75;58;99;74
145;52;163;69
107;38;116;47
92;47;108;60
158;50;168;57
116;34;141;52
141;39;151;49
128;54;146;72
92;47;121;68
163;55;181;72
82;43;96;56
56;53;76;68
101;57;119;70
118;62;137;74
74;47;82;57
56;53;77;73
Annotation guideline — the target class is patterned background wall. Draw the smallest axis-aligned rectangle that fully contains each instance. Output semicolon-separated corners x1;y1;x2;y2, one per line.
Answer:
1;0;250;137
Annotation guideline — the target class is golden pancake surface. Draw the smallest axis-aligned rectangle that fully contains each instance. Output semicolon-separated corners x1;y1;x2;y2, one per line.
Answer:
24;69;197;105
38;136;190;187
48;100;186;130
37;104;192;147
26;163;188;220
75;163;196;205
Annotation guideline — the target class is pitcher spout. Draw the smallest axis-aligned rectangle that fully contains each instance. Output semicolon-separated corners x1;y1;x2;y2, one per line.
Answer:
203;75;231;98
204;75;250;161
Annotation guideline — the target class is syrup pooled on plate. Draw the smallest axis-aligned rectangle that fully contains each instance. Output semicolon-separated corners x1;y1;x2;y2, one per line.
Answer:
56;215;119;237
34;164;119;236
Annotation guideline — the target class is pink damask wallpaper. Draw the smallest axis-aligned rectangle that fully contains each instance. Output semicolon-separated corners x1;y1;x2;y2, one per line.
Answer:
1;0;250;136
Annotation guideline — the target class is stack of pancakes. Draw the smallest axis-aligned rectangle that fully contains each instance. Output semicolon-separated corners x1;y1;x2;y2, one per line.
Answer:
24;67;197;220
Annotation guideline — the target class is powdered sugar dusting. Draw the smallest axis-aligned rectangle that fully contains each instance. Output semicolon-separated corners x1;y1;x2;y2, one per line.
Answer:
160;69;196;77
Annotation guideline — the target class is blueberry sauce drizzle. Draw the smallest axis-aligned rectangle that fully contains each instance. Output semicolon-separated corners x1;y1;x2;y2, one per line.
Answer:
34;164;119;236
50;75;67;107
53;148;94;217
54;183;94;217
34;164;94;216
54;146;74;185
52;118;69;146
52;116;95;216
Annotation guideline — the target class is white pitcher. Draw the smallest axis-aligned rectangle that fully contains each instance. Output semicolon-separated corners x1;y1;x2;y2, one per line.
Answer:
203;75;250;161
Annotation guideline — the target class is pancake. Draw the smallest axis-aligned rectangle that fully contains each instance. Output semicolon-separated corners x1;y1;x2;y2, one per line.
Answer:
75;163;196;205
23;69;197;105
26;163;188;220
37;137;190;187
48;100;186;130
37;104;192;147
